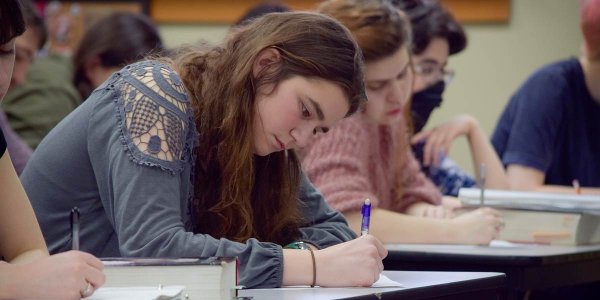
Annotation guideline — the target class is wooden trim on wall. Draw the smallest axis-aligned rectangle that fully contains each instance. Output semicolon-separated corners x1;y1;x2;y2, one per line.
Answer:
150;0;510;24
150;0;318;24
441;0;510;23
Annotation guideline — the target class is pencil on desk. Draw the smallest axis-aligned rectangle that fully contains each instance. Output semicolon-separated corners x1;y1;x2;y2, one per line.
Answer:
572;179;581;195
479;163;486;205
71;207;80;250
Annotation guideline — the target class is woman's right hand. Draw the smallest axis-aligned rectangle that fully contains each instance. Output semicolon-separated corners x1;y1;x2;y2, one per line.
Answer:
314;235;387;287
411;114;478;167
6;250;106;299
451;207;504;245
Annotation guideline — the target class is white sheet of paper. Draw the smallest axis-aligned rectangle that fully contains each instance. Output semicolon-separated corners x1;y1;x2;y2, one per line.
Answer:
278;273;403;289
371;273;404;287
489;239;531;248
88;286;185;300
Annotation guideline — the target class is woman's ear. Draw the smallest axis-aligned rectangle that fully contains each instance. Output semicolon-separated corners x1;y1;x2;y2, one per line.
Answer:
252;47;281;77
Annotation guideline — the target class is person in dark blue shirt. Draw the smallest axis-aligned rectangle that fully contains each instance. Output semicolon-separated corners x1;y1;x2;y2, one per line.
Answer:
492;0;600;194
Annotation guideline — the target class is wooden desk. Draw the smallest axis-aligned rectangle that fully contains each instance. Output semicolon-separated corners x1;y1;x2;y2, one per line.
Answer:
238;270;506;300
384;243;600;299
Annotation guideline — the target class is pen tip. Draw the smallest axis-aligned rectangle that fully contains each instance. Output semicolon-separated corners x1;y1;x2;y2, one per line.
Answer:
364;198;371;205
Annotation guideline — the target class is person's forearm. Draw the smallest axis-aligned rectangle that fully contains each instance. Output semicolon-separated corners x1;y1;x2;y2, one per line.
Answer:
0;154;48;262
344;209;457;244
534;185;600;195
0;262;18;299
9;249;48;264
466;122;508;190
506;165;600;195
282;249;314;286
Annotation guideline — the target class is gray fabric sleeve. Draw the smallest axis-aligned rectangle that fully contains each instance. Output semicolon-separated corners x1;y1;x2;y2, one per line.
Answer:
297;173;357;249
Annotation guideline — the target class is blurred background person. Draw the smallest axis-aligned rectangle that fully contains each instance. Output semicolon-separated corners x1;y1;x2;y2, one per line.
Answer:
0;0;46;174
491;0;600;195
3;11;164;150
393;0;508;197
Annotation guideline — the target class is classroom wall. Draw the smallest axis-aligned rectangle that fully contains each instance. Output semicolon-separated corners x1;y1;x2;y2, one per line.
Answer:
157;0;583;175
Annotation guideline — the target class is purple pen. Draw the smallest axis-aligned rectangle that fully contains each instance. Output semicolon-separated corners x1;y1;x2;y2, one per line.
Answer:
361;198;371;236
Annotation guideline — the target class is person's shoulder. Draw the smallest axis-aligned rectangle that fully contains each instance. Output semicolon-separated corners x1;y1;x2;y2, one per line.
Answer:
29;54;74;79
302;113;371;160
113;60;196;173
119;60;190;109
329;113;373;138
526;58;579;87
510;58;577;107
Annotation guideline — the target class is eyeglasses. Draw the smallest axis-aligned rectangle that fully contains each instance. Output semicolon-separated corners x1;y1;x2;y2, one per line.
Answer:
413;63;455;87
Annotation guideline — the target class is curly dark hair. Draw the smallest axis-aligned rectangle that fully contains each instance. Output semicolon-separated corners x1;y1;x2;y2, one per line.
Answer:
392;0;467;55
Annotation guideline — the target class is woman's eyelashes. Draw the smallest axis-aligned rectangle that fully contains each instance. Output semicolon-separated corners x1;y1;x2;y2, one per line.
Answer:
300;98;329;136
397;68;409;79
301;101;311;118
0;48;15;56
312;127;328;135
366;82;386;91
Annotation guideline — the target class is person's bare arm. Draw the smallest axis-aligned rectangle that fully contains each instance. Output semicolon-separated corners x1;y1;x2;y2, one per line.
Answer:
343;207;502;245
507;164;600;194
412;115;508;189
464;117;508;189
282;235;387;287
0;153;48;263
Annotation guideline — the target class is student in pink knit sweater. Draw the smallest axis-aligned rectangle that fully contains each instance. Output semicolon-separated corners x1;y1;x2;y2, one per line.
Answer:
302;0;503;245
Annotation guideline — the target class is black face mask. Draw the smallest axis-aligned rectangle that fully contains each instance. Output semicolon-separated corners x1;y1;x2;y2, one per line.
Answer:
410;80;446;133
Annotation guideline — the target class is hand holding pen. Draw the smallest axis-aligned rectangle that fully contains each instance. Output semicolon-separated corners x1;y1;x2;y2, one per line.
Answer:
70;206;106;298
5;250;106;299
4;207;106;299
313;234;387;287
299;198;386;287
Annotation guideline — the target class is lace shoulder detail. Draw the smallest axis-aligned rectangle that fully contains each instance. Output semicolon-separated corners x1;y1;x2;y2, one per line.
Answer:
114;60;195;174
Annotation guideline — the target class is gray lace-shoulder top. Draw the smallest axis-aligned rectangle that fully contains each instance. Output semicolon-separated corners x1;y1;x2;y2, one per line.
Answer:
21;60;355;288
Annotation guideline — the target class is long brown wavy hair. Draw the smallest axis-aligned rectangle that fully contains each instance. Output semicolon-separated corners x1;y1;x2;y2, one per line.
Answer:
318;0;414;202
170;12;366;245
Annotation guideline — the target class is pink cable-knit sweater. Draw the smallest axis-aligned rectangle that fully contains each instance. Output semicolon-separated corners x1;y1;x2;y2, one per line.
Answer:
301;112;442;213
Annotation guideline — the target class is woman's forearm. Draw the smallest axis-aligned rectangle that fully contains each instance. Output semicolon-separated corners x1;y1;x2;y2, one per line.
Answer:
0;154;48;262
282;249;314;286
466;120;509;190
344;208;456;244
9;248;48;264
